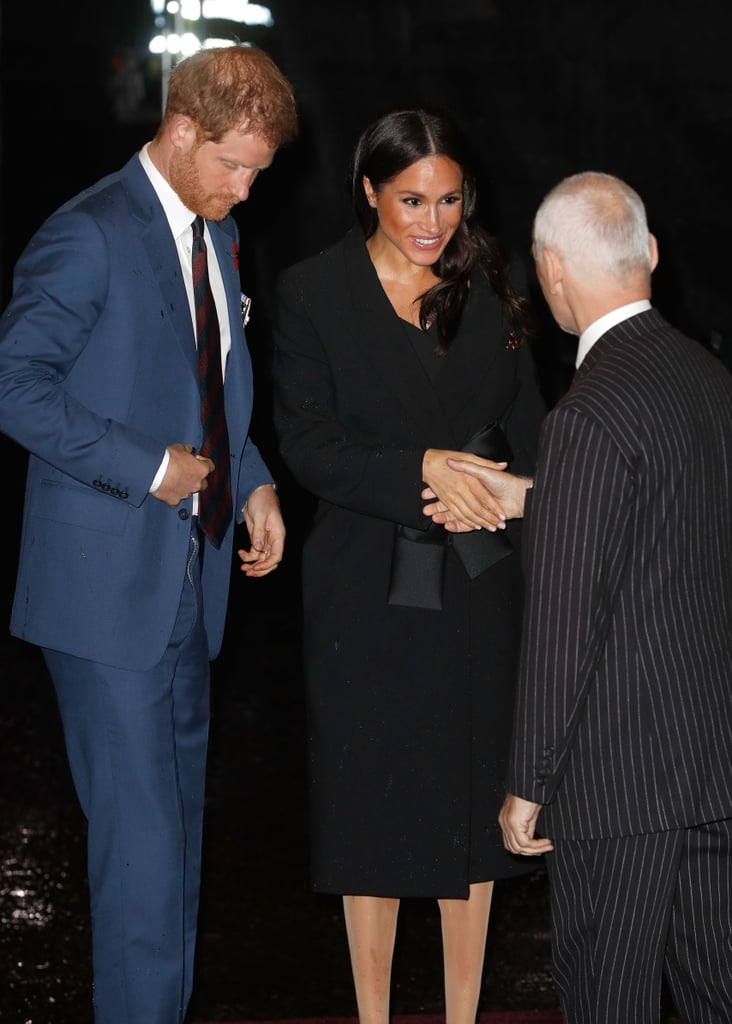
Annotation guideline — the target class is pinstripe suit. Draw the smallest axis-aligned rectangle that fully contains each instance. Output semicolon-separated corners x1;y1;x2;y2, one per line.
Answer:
510;308;732;1022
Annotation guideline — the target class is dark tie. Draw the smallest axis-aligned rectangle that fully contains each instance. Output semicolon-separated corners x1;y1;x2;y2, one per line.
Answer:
191;215;233;548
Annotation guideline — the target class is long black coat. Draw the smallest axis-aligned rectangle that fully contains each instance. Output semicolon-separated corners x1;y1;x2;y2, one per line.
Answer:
273;228;546;897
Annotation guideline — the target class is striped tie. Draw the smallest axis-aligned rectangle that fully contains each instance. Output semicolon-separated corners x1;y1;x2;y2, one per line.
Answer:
191;215;233;548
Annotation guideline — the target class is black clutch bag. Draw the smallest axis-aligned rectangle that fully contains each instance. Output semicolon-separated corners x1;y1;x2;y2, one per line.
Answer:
387;422;515;610
464;419;513;463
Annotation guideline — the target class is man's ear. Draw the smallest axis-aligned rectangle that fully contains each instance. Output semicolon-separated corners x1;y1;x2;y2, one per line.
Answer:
649;232;659;273
543;246;564;294
168;114;197;152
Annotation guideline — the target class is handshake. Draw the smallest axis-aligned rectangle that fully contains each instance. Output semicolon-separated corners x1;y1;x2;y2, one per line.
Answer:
420;451;533;534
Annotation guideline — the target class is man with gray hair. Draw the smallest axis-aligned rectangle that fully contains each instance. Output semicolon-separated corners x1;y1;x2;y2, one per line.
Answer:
427;171;732;1022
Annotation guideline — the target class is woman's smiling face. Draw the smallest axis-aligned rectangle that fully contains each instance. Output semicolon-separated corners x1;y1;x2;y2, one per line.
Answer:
363;154;464;269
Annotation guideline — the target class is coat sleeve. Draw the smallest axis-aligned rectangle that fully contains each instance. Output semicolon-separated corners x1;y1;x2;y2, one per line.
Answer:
503;338;547;478
271;269;429;528
508;405;634;805
0;209;164;506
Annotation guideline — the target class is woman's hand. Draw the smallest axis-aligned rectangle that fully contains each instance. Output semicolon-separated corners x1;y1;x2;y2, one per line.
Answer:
422;454;533;532
421;449;510;532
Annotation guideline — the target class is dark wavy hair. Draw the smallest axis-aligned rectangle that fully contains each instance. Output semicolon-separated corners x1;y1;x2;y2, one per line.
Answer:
352;108;535;351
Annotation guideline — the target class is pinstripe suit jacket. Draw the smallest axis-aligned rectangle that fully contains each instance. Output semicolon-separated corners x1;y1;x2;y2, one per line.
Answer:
509;308;732;840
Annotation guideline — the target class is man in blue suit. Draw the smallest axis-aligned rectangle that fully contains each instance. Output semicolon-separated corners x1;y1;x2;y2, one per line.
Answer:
0;45;297;1023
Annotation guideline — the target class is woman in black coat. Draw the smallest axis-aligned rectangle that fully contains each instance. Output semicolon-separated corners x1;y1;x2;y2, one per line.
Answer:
272;109;546;1024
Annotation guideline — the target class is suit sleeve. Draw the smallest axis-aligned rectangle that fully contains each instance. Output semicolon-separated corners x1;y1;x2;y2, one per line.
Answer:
236;436;275;519
0;209;164;505
509;406;634;804
271;270;428;528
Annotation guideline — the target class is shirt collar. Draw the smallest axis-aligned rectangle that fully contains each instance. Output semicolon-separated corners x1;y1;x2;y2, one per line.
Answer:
138;142;197;241
575;299;652;367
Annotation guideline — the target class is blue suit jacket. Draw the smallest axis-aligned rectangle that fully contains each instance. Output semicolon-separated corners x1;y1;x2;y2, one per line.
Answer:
0;154;272;669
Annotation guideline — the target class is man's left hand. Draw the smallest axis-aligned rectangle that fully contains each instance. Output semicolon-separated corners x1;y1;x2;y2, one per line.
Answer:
237;484;285;577
499;793;553;856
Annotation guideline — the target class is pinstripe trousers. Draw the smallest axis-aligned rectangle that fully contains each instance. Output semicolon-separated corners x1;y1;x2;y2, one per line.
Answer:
546;818;732;1023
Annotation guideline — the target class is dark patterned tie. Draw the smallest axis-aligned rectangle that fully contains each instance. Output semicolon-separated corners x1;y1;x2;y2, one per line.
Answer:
191;215;233;548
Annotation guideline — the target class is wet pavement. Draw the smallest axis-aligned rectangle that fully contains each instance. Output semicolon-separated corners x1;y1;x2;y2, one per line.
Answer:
0;505;680;1024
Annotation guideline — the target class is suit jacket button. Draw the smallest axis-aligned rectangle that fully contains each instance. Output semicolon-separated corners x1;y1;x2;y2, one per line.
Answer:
178;508;190;520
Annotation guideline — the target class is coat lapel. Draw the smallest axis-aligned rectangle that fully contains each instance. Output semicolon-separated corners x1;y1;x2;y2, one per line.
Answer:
342;228;519;448
208;218;241;344
433;271;515;442
121;156;199;380
120;157;254;463
343;229;449;439
209;218;253;458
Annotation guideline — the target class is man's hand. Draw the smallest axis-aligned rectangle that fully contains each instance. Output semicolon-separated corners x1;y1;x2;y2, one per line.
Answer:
152;443;214;507
498;793;553;856
238;484;285;577
421;449;510;531
422;457;532;531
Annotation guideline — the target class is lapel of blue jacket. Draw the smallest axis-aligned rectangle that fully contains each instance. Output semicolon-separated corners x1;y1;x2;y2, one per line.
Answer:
207;217;242;359
120;155;198;380
208;216;252;457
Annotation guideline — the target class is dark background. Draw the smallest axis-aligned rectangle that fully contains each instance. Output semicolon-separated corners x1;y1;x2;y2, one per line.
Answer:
1;2;730;1021
3;0;732;455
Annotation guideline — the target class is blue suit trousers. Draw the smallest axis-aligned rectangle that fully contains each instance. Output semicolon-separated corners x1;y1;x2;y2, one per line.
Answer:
44;530;210;1024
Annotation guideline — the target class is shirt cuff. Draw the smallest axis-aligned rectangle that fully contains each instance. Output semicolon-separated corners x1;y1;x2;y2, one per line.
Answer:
149;448;170;494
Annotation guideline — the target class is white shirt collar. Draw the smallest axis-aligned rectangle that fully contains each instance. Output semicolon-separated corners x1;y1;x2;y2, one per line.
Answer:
575;299;652;368
138;143;197;240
